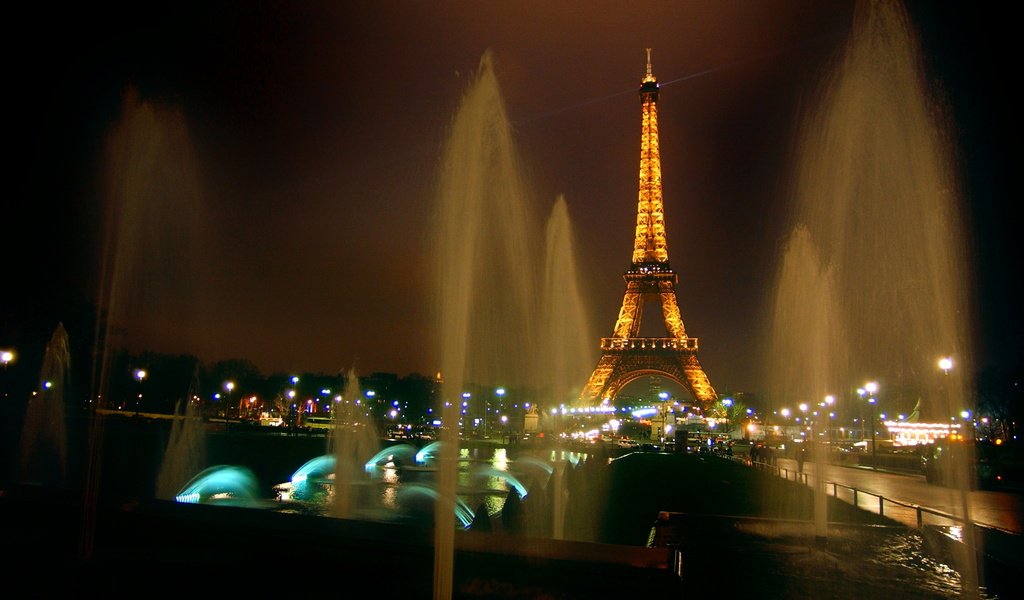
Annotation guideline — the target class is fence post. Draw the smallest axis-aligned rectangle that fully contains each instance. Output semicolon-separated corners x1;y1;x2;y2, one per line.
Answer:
853;489;858;506
879;496;884;516
917;506;923;528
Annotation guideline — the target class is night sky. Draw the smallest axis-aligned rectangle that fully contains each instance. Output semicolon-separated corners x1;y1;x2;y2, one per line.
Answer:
6;1;1016;397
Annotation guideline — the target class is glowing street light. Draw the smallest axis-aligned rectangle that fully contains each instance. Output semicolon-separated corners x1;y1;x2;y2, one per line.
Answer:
820;395;836;443
224;381;236;416
133;369;147;412
863;381;879;468
0;349;14;401
938;357;953;375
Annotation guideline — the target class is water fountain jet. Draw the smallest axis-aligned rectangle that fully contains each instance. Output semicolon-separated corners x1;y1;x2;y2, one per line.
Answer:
767;0;976;587
431;49;543;599
330;367;380;520
17;323;70;488
156;396;206;501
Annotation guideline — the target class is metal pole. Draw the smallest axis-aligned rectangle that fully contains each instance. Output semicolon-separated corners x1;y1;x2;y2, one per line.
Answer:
871;412;877;468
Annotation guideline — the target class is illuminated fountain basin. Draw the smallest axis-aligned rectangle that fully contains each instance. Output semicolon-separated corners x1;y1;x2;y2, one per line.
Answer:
258;443;585;531
174;465;260;506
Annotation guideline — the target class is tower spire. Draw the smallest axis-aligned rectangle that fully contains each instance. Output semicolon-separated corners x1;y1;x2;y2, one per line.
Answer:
633;47;666;265
644;47;655;83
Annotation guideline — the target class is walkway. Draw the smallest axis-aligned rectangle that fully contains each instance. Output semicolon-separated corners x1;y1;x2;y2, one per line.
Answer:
767;455;1024;534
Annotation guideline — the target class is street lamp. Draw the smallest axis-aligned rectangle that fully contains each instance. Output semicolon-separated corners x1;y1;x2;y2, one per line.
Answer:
134;369;147;412
823;395;835;445
225;381;235;417
722;397;733;438
493;388;506;438
960;410;976;447
864;382;879;467
0;349;14;401
856;387;866;442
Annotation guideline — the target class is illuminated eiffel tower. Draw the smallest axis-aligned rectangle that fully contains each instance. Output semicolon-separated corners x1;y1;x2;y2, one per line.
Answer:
579;49;718;408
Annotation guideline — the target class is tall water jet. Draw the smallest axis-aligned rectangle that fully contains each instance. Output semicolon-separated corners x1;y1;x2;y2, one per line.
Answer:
768;0;976;586
540;194;597;411
766;226;845;541
330;367;379;519
17;323;70;487
91;87;214;404
540;194;595;538
431;49;543;599
83;86;214;557
155;396;206;501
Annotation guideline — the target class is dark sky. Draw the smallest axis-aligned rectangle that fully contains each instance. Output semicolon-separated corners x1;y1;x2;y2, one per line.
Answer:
6;1;1016;396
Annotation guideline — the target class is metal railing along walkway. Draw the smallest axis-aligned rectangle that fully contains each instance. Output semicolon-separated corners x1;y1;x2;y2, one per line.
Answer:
741;455;1016;535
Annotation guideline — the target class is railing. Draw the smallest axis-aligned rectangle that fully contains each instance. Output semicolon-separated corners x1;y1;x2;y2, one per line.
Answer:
600;337;698;351
727;454;1019;598
741;456;1010;533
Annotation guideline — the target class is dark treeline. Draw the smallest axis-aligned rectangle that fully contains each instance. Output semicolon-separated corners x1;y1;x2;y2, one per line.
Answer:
0;299;456;428
2;297;1020;437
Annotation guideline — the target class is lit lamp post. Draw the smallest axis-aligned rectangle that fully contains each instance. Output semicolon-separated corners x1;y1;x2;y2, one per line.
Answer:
865;381;879;468
780;408;790;449
461;392;472;437
939;357;954;436
287;389;297;426
856;388;866;443
225;381;235;417
657;392;670;443
134;369;147;413
723;397;734;439
961;410;973;440
0;349;13;401
494;388;505;437
824;395;836;449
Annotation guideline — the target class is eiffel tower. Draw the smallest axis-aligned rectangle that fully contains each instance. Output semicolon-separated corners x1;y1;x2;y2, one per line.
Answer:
579;50;718;408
